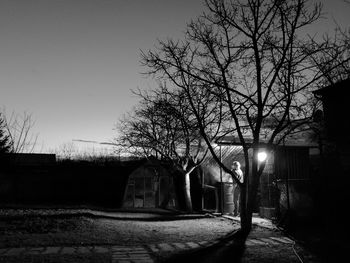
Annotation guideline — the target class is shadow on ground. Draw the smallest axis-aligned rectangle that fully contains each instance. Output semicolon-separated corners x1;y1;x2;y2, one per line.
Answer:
159;230;247;263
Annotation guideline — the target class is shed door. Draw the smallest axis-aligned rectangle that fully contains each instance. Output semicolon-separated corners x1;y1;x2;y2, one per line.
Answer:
124;176;156;208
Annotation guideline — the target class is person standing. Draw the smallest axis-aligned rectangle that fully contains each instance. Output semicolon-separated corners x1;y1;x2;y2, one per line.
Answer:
231;161;243;216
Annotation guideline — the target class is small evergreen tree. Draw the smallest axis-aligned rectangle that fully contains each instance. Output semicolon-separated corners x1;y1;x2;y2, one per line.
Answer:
0;113;12;154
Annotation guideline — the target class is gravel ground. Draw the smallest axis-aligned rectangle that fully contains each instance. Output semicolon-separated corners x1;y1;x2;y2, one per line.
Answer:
0;254;110;263
0;208;327;263
0;208;239;248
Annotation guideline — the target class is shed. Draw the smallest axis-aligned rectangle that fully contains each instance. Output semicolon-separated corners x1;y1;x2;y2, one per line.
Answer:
123;159;176;209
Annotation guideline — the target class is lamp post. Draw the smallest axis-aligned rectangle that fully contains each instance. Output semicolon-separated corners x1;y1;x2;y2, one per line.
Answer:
257;150;270;206
257;149;272;217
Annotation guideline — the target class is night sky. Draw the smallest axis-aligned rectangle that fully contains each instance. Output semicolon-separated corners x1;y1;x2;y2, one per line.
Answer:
0;0;349;153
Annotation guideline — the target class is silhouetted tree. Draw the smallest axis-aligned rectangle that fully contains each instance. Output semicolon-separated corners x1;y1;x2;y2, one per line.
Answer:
1;110;38;153
141;0;349;234
307;29;350;86
0;113;12;154
56;142;78;160
115;86;225;212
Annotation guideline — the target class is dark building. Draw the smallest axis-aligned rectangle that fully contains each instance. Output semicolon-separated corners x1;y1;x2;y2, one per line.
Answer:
313;78;350;236
314;79;350;168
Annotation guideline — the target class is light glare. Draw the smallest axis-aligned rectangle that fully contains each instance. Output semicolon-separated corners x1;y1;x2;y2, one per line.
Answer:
257;152;267;162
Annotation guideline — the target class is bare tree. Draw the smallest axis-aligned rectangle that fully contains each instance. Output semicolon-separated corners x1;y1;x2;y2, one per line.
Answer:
56;142;78;160
115;85;225;211
1;110;39;153
307;29;350;86
141;0;349;234
0;113;13;154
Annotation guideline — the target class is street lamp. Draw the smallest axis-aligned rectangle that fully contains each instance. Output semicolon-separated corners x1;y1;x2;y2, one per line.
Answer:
257;151;267;162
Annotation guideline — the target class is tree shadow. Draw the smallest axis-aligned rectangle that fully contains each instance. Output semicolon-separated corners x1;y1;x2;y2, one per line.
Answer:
159;229;247;263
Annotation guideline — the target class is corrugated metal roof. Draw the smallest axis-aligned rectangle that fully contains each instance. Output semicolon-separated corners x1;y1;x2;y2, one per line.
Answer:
215;134;318;148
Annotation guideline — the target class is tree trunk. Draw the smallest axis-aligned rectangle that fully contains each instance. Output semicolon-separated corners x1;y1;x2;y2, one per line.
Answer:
183;172;193;212
239;184;251;234
240;150;262;236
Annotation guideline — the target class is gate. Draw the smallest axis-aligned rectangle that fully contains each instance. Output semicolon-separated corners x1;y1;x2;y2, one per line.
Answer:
274;146;312;226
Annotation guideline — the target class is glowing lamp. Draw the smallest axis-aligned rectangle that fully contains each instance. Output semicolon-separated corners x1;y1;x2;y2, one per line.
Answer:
257;151;267;162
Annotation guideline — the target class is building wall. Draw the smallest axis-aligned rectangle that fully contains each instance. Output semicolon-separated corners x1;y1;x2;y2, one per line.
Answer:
315;79;350;233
